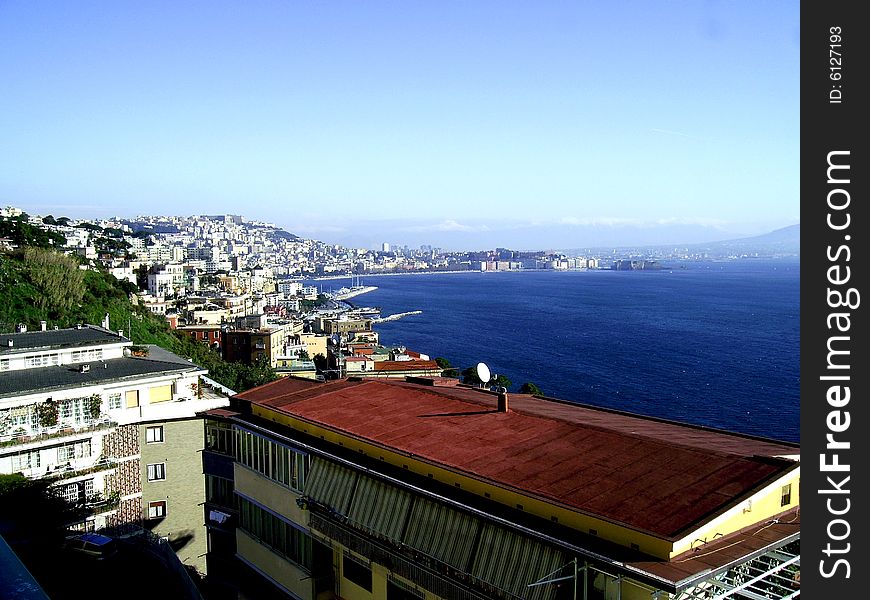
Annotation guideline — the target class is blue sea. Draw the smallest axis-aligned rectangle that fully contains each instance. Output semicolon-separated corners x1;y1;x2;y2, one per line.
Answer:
313;260;800;443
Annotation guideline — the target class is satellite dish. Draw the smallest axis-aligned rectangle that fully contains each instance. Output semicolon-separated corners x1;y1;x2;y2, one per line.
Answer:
476;362;491;384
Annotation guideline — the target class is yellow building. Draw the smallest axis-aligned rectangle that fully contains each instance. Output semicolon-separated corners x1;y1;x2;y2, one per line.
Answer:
201;377;800;600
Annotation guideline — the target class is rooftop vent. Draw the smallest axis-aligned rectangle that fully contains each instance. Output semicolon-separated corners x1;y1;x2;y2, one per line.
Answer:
16;323;27;333
6;339;12;348
497;389;510;413
79;364;90;373
40;321;47;331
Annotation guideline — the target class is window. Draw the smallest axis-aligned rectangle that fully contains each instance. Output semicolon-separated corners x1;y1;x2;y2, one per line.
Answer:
11;450;41;471
147;463;166;481
25;353;58;368
60;400;73;420
343;553;373;592
148;501;167;519
205;421;235;456
108;393;122;410
0;359;9;371
238;497;311;568
57;440;91;463
206;475;237;510
58;445;74;462
234;428;309;492
781;483;792;506
126;390;139;408
146;426;164;443
70;348;102;363
60;483;81;504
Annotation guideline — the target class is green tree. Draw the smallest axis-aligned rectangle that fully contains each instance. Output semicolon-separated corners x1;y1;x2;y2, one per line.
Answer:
22;247;86;311
0;215;66;247
435;357;459;378
0;473;88;548
492;374;512;390
519;382;543;396
36;399;59;428
460;366;482;385
313;353;327;371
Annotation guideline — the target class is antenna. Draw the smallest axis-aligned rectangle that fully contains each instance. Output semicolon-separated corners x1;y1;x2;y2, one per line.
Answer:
475;362;491;387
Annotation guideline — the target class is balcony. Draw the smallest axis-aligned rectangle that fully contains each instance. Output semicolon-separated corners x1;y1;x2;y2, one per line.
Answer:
0;420;117;452
308;512;498;600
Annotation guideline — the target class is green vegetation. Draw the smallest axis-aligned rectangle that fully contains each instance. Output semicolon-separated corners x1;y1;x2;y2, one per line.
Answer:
1;214;66;247
435;357;459;378
300;293;329;310
460;366;512;390
519;382;543;396
0;473;86;547
0;240;276;393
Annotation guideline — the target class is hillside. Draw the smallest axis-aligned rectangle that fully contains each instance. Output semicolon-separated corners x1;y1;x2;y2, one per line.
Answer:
0;242;275;392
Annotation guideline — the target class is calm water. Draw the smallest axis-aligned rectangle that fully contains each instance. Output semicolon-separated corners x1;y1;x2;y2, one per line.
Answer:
314;260;800;442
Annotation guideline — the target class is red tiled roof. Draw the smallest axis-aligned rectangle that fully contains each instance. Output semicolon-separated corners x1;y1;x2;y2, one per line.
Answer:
238;378;799;539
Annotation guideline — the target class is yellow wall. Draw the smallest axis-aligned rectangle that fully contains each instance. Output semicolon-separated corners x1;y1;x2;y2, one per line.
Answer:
671;467;801;557
340;550;375;600
236;530;313;600
253;405;673;559
234;463;309;527
125;389;139;408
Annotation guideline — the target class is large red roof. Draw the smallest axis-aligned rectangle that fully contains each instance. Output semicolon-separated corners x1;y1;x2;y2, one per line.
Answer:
236;378;799;539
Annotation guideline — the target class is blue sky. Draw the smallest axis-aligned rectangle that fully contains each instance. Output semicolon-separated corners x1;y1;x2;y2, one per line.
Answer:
0;1;799;250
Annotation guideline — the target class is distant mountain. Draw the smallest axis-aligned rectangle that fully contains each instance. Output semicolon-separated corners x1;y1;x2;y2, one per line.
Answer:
556;224;800;258
683;224;800;256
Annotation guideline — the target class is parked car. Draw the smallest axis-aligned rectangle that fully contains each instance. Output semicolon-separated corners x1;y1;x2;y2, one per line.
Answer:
62;533;118;560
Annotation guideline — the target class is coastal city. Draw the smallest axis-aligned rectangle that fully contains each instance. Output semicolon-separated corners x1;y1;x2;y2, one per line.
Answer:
0;0;813;597
0;204;801;600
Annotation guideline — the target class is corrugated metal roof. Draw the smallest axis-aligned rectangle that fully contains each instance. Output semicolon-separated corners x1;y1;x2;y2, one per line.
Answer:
238;378;798;539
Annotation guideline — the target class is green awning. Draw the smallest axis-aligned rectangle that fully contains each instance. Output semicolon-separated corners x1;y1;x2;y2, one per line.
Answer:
404;496;481;572
347;475;412;542
304;457;358;515
472;523;568;600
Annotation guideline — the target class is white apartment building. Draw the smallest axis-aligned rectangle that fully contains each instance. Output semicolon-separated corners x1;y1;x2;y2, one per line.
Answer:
0;324;229;555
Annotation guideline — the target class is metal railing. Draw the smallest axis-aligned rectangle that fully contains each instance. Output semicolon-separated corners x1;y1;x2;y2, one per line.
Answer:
309;512;512;600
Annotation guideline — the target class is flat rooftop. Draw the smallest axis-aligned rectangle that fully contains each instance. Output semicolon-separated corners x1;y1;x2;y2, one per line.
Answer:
236;377;799;540
0;355;204;399
0;325;128;356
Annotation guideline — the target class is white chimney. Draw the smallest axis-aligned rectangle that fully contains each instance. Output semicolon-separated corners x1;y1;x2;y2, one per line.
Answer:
40;321;47;331
102;313;110;330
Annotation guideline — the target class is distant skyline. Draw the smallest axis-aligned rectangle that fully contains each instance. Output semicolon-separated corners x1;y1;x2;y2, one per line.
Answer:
1;1;799;250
